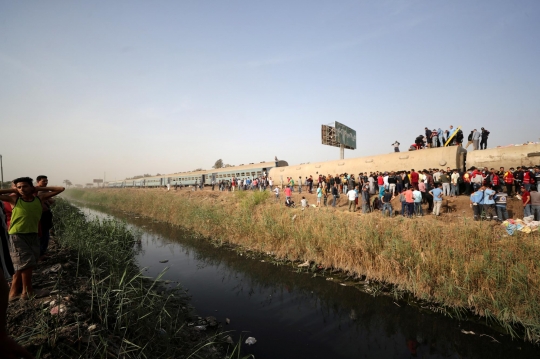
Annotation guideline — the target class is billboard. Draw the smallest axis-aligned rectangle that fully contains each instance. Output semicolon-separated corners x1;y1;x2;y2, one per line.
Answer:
93;179;103;183
335;122;356;149
321;122;356;150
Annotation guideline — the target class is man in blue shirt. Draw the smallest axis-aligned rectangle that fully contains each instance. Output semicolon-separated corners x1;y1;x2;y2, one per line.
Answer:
470;186;485;221
429;183;444;216
483;184;496;221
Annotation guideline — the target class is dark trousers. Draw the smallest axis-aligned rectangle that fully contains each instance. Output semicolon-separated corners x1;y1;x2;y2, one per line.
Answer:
473;204;483;220
483;204;496;220
40;229;51;256
480;139;487;150
426;194;433;211
406;203;414;217
506;183;513;196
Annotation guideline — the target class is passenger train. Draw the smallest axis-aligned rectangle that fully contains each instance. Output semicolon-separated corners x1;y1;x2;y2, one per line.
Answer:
107;160;289;188
106;144;540;188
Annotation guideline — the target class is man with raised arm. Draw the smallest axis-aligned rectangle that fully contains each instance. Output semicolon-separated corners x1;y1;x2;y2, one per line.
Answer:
0;177;64;300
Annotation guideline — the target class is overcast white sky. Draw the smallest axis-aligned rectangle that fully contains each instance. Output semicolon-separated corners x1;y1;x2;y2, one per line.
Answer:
1;1;539;185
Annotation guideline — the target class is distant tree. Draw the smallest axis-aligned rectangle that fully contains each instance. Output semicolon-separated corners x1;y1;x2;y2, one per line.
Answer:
155;173;161;176
224;164;232;168
193;168;203;171
213;159;224;169
63;179;72;188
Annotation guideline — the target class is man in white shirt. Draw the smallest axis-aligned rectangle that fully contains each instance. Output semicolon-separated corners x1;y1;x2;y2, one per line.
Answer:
450;170;460;197
347;188;357;212
273;186;279;202
268;177;273;190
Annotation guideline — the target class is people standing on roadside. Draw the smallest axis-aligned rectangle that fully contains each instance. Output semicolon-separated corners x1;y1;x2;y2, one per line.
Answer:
0;177;64;300
523;168;532;192
331;184;339;208
298;176;302;194
470;186;485;221
381;189;394;217
35;176;55;260
490;168;501;192
504;168;515;196
480;127;490;150
273;186;280;203
440;170;451;196
450;170;460;197
483;184;496;220
391;141;400;152
410;169;419;190
347;186;357;212
494;189;509;222
413;187;423;216
472;129;480;150
429;183;443;216
404;187;414;218
316;184;322;207
361;186;371;213
522;186;531;217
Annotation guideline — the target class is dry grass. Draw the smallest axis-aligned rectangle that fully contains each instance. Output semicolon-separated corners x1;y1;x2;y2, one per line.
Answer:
66;188;540;343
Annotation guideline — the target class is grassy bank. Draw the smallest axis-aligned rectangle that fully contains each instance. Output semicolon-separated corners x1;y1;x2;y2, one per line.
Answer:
66;188;540;343
9;199;232;358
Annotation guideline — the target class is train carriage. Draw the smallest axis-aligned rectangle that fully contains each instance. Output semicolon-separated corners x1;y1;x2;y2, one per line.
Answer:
268;146;467;186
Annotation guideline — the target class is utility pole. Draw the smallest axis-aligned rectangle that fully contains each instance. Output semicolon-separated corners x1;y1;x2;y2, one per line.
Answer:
0;154;3;189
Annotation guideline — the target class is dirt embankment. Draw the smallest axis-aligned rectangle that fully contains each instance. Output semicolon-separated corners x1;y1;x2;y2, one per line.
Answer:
123;186;527;219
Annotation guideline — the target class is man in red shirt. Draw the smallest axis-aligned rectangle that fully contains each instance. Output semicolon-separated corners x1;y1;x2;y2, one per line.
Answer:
410;169;419;190
503;168;515;196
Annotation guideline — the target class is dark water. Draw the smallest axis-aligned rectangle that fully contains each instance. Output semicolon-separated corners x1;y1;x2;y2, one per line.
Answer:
77;203;539;359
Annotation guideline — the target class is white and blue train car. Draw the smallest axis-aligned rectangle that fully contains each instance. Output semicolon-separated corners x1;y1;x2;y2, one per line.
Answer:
203;161;288;185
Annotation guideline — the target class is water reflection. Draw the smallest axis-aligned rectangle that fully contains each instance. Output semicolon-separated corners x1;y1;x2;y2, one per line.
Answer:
77;204;539;359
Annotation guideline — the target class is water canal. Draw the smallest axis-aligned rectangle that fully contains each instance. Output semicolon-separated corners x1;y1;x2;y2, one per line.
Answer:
74;202;539;359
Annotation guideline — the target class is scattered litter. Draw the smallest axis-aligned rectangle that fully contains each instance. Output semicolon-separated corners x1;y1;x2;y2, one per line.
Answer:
326;277;333;281
194;325;207;331
245;337;257;345
393;302;401;307
50;304;67;316
340;283;347;286
311;204;316;208
501;217;539;235
225;336;234;344
292;215;297;221
260;260;265;262
461;330;475;335
87;324;97;332
225;318;230;324
298;260;310;267
159;260;169;263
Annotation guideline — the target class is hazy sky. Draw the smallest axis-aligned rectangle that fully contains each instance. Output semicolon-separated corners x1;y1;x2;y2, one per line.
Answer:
1;1;539;185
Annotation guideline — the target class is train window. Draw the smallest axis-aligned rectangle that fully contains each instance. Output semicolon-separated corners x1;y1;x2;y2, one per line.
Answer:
241;173;245;176
236;173;240;177
257;171;261;175
251;172;255;176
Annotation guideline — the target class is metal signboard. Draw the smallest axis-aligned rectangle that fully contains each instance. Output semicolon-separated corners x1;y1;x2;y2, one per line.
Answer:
93;179;103;183
334;121;356;150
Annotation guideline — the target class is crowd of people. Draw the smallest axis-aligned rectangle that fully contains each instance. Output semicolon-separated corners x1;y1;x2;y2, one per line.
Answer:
183;165;540;222
397;125;490;151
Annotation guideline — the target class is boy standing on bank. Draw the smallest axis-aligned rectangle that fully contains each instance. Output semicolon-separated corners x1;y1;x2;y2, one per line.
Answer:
0;177;64;300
